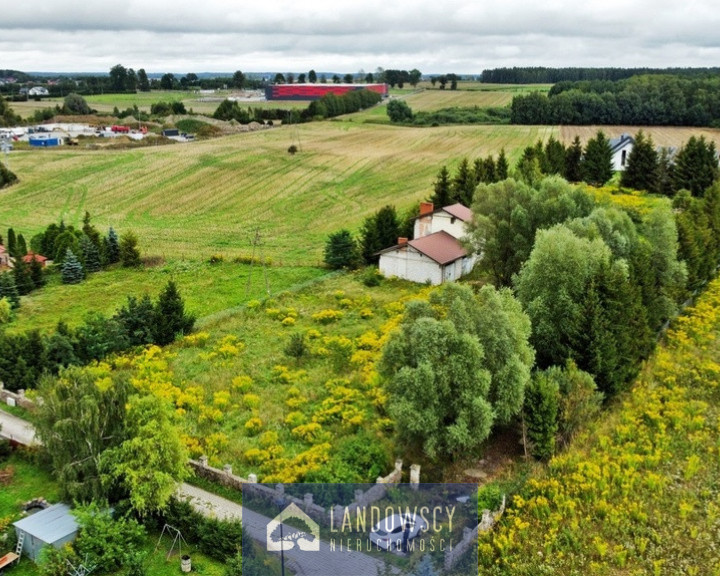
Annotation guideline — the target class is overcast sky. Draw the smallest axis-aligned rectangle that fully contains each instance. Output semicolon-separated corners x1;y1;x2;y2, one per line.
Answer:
1;0;719;75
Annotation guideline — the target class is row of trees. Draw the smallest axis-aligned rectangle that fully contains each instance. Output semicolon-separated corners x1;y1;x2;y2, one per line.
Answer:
324;205;416;269
383;173;712;463
430;152;509;206
0;280;194;391
511;75;720;126
480;66;720;84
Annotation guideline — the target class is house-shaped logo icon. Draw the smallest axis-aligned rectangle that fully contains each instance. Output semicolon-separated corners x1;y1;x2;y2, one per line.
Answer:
266;502;320;552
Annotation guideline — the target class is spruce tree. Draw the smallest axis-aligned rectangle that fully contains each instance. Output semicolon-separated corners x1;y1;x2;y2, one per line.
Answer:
12;257;33;295
564;136;583;182
82;211;102;246
0;272;20;308
324;230;360;270
153;281;195;346
483;155;496;183
29;256;46;289
581;131;613;187
360;206;400;264
621;131;659;193
496;148;509;180
430;166;451;206
114;293;156;346
17;234;27;257
104;227;120;264
6;228;16;258
672;135;719;197
451;158;476;205
80;234;101;273
543;137;566;175
524;371;559;461
61;249;84;284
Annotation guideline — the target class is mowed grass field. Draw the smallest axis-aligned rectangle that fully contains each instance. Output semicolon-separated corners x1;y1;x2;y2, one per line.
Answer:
0;122;558;265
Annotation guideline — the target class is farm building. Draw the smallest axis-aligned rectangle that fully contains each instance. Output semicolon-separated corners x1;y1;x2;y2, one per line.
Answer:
265;83;388;101
29;134;62;147
22;252;49;267
609;133;634;171
378;202;477;285
13;503;79;561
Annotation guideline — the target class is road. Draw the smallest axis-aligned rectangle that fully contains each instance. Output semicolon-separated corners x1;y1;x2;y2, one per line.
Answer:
177;483;396;576
0;411;396;575
0;408;37;445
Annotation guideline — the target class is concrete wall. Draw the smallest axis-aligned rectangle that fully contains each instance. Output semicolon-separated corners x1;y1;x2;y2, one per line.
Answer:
431;212;467;239
0;384;36;411
379;247;443;285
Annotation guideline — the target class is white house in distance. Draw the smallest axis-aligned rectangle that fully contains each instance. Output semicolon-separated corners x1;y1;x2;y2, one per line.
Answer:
378;202;477;285
609;133;634;171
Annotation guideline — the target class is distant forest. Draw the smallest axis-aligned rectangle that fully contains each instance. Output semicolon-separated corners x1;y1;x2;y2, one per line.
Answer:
480;66;720;84
509;75;720;127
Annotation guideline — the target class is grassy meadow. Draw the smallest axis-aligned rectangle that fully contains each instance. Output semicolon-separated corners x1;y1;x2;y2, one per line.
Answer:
1;122;557;264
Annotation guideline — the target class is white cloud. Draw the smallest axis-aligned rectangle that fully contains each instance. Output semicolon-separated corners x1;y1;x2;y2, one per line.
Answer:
0;0;718;73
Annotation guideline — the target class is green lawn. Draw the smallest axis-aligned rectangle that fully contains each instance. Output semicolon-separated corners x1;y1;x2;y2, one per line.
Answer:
12;261;327;333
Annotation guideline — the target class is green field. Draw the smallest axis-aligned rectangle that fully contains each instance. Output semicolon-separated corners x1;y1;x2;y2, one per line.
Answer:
1;122;557;264
13;262;326;333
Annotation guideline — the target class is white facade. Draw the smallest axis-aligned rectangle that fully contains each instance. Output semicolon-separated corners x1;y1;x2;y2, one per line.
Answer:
379;246;444;285
414;210;467;239
609;134;634;171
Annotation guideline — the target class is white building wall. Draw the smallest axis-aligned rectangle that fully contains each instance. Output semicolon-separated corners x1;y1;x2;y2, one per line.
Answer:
379;248;443;285
431;213;467;239
611;145;633;171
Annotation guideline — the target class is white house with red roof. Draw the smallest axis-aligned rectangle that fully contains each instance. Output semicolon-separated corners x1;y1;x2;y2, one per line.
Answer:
377;202;476;285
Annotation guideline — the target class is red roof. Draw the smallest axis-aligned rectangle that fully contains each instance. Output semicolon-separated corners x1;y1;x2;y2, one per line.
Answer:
408;231;467;265
441;203;473;222
23;251;48;263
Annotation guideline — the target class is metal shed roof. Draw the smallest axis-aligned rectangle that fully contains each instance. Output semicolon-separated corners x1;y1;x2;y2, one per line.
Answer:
13;503;78;543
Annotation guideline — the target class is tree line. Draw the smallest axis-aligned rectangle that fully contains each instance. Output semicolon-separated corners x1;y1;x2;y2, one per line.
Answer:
481;66;720;84
511;74;720;126
0;214;142;319
382;171;719;463
0;280;194;391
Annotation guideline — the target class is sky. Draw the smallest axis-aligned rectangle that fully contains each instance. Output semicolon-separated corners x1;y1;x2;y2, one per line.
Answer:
1;0;719;75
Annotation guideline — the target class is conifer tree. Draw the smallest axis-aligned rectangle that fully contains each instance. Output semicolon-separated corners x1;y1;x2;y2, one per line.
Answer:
0;272;20;308
564;136;583;182
621;131;659;193
672;135;719;197
324;230;360;270
61;249;84;284
17;233;27;257
430;166;451;206
28;256;46;289
6;228;16;258
104;227;120;264
496;148;509;180
450;158;476;205
543;137;566;175
153;281;195;345
12;257;33;295
80;234;102;273
119;231;141;267
581;131;613;186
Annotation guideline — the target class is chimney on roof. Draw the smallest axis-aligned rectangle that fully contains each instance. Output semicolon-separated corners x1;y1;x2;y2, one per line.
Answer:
398;237;408;245
419;202;434;216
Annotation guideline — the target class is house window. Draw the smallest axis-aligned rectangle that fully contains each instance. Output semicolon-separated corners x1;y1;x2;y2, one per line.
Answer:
621;150;627;167
450;217;456;224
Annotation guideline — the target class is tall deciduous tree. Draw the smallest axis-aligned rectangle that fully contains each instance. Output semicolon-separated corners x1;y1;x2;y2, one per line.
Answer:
35;365;131;502
137;68;150;92
101;395;188;516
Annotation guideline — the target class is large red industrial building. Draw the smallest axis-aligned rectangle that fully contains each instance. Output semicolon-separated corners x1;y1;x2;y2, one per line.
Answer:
265;83;388;101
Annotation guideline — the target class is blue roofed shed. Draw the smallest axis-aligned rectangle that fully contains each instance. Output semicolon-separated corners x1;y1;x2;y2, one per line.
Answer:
13;503;79;561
